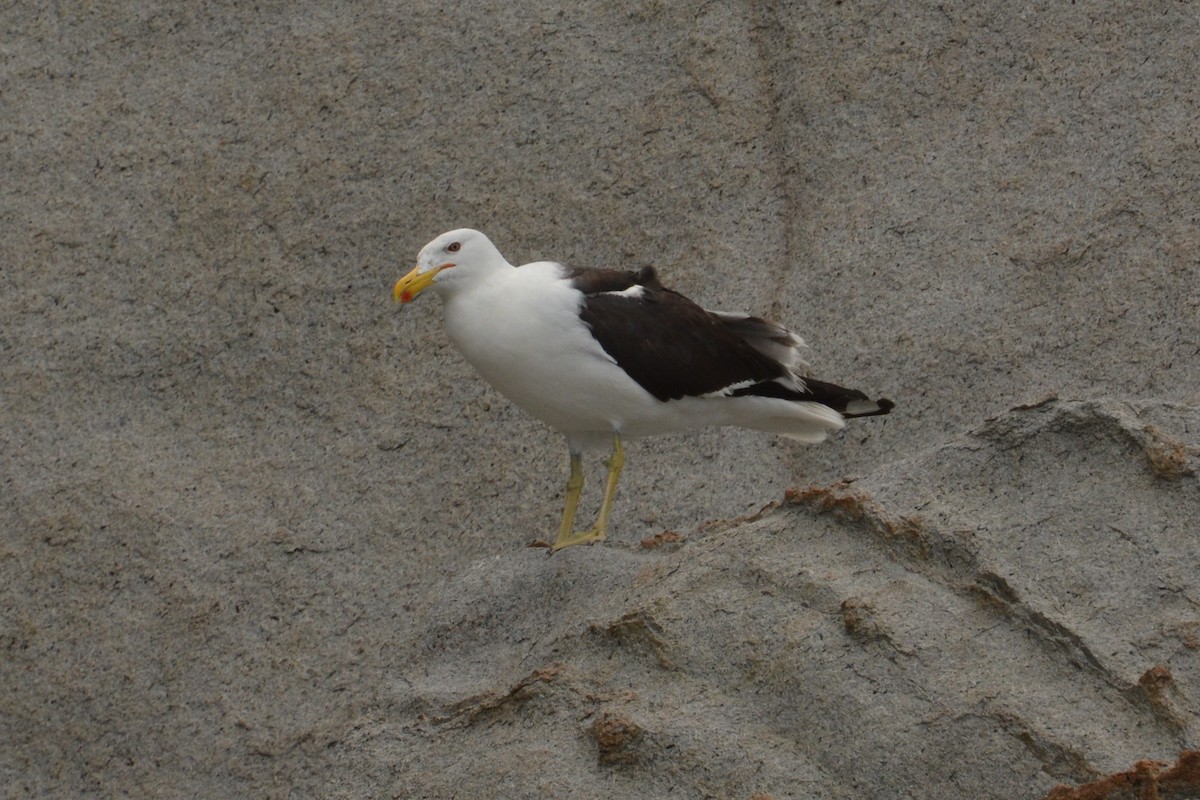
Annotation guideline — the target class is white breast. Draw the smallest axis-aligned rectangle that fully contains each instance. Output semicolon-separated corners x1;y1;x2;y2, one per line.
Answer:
441;262;655;437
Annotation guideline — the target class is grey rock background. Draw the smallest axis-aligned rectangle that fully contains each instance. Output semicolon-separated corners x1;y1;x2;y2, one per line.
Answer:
2;2;1197;798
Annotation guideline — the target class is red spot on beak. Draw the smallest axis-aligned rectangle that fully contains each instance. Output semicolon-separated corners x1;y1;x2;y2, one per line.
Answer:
400;290;413;303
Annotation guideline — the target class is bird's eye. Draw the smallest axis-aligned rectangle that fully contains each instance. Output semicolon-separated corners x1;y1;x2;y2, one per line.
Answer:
447;242;461;253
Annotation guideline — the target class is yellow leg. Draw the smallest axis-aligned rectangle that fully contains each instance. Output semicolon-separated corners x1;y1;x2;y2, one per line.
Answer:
589;434;625;542
552;438;628;551
528;451;586;550
556;452;585;543
529;435;625;553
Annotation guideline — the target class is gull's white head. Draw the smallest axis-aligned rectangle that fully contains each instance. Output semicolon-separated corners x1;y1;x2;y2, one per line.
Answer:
393;228;509;303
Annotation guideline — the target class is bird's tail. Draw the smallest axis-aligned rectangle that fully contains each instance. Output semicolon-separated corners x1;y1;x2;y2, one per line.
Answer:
841;395;895;418
737;400;848;443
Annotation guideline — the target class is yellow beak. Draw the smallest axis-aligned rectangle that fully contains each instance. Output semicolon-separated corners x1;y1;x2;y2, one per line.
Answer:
393;263;453;303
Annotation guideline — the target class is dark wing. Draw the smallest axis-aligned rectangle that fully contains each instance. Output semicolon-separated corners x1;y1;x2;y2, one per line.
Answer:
569;266;785;402
568;266;895;416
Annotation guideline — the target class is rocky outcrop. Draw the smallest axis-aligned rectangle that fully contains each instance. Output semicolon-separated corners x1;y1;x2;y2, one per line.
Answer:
331;399;1198;798
4;1;1198;797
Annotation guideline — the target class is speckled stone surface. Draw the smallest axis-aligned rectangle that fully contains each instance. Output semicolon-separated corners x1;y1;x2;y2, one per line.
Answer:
3;2;1198;797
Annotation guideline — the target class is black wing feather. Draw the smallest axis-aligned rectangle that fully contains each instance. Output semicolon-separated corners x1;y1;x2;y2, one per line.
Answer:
729;377;895;417
567;266;894;417
570;267;784;402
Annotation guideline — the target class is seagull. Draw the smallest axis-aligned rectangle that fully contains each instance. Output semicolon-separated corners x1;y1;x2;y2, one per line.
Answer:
393;229;893;552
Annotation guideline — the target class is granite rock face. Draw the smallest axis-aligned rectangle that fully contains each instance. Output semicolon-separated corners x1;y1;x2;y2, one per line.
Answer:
3;2;1198;798
334;399;1200;799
